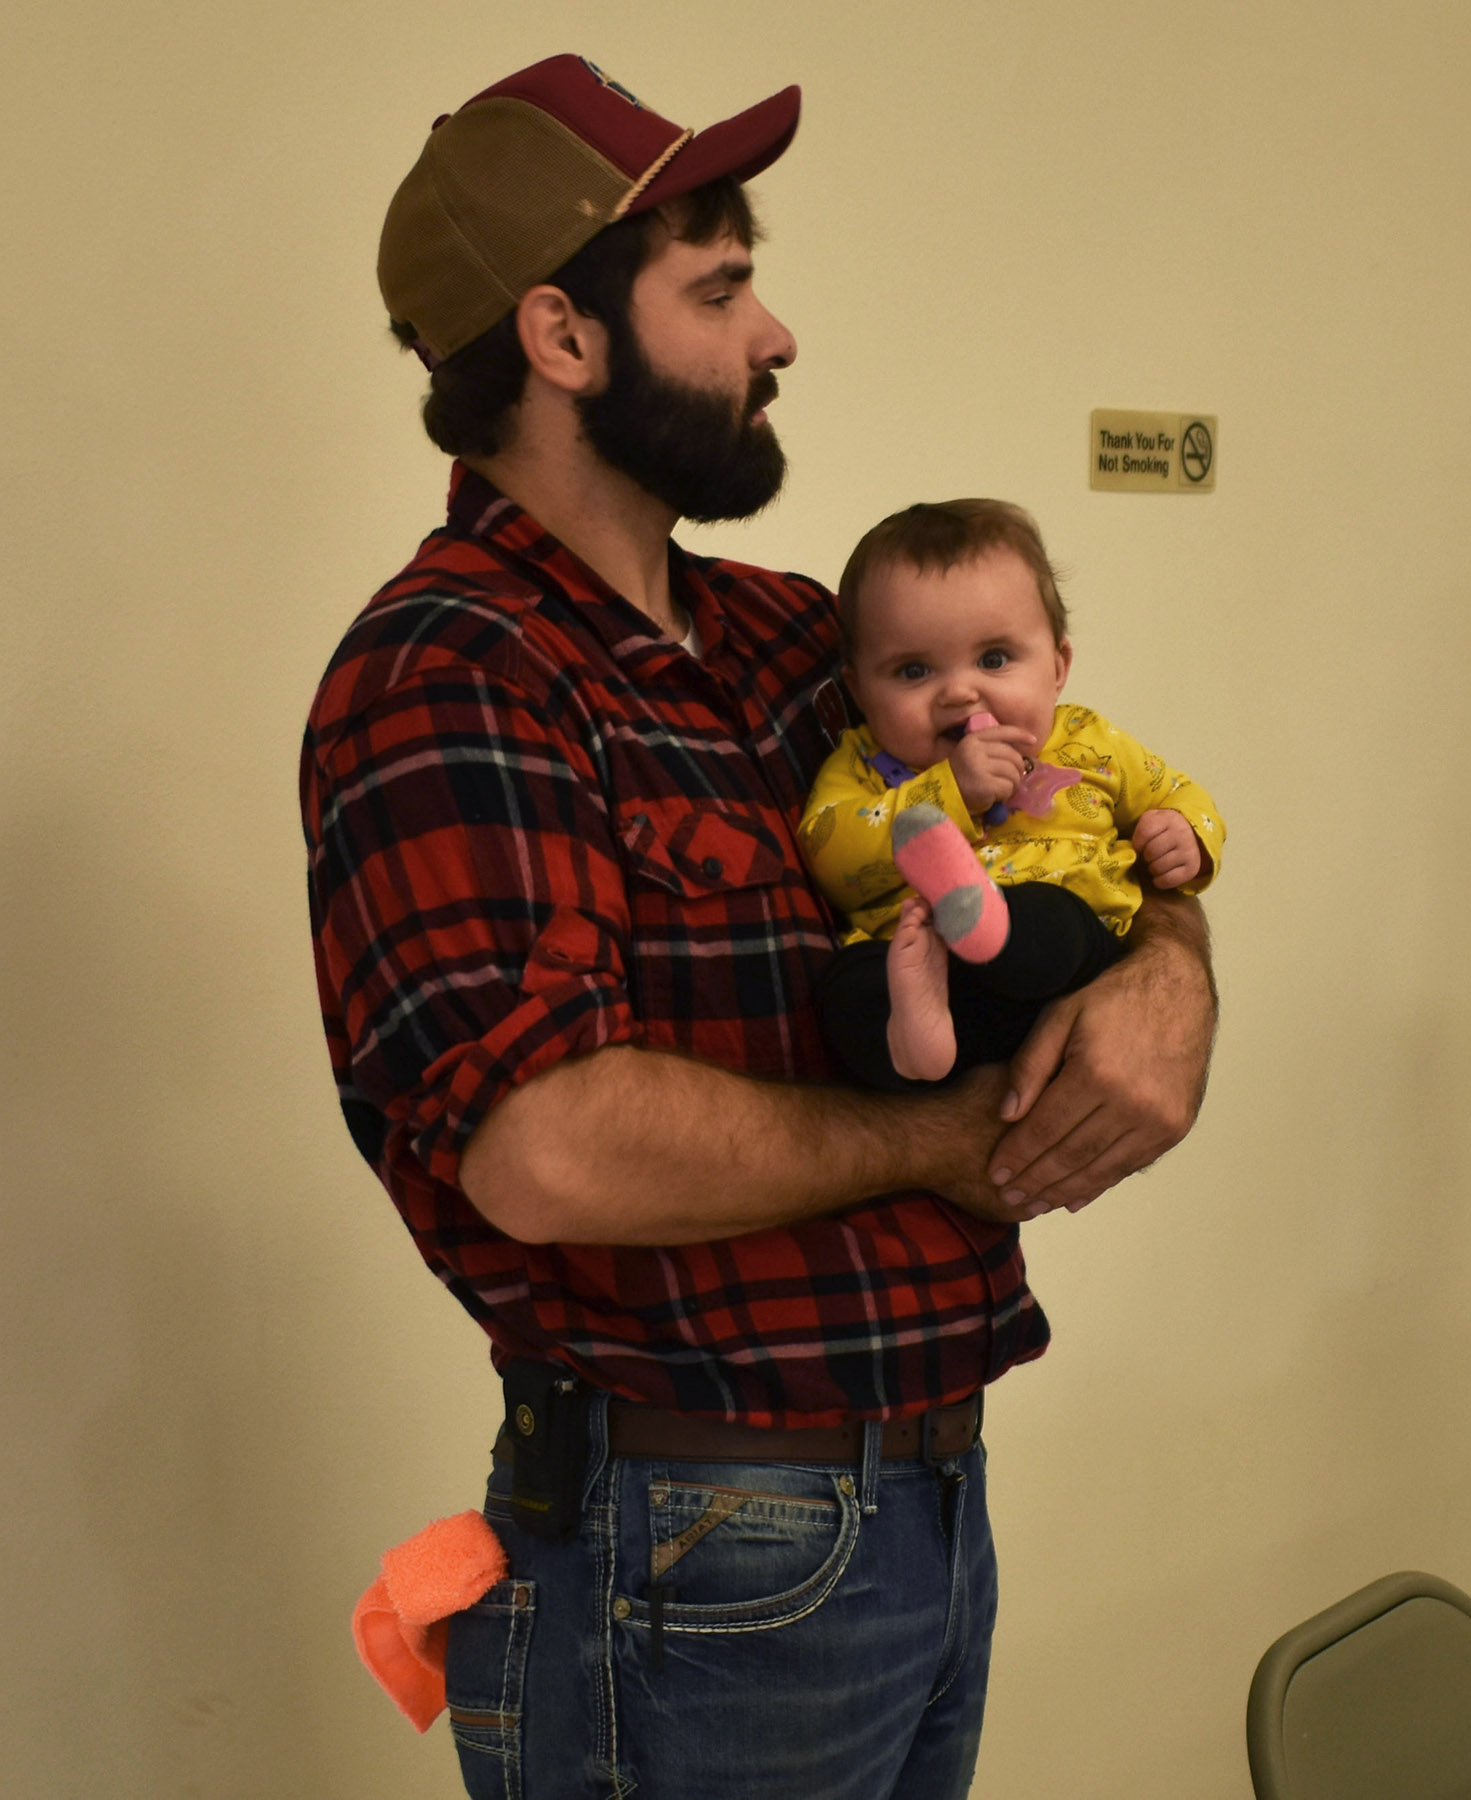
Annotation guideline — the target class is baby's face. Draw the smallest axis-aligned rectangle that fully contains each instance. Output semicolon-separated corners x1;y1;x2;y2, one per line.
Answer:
844;548;1072;773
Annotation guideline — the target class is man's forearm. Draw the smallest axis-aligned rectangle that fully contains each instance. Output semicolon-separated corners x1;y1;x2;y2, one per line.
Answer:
987;889;1218;1211
1127;887;1217;1008
459;1045;1016;1245
460;891;1217;1245
1096;888;1218;1138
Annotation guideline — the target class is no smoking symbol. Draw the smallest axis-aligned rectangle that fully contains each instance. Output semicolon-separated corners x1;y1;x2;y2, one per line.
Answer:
1181;421;1213;483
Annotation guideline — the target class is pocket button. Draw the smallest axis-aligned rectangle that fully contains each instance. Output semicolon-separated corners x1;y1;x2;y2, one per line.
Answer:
702;857;723;879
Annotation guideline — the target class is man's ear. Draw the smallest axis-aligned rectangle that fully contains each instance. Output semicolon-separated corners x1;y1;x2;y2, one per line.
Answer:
515;286;608;395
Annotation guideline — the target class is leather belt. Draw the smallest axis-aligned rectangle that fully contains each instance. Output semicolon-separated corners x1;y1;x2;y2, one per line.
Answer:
605;1393;982;1465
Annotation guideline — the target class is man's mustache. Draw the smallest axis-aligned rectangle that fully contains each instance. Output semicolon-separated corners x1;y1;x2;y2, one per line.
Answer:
746;371;780;419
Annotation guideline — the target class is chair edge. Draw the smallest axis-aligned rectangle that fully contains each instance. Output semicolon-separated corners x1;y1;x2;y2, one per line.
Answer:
1245;1569;1471;1800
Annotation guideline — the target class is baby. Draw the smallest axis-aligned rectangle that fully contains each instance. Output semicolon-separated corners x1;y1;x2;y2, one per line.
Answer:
800;498;1223;1087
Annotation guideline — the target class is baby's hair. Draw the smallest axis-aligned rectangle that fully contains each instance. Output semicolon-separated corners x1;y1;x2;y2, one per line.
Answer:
837;498;1069;654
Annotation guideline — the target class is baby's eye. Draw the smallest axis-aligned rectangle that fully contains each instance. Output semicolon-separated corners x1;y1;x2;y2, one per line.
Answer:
897;661;929;681
979;649;1009;671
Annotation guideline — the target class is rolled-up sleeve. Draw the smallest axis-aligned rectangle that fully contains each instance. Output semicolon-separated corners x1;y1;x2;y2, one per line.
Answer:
304;646;643;1188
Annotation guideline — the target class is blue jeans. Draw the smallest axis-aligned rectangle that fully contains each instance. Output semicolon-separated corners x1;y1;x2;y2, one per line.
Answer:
445;1396;998;1800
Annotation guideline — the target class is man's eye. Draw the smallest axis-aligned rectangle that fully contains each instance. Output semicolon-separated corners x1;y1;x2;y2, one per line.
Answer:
707;292;734;307
979;650;1008;671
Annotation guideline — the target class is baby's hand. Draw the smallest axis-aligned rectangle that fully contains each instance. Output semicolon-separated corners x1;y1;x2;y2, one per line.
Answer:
948;721;1034;814
1132;808;1203;889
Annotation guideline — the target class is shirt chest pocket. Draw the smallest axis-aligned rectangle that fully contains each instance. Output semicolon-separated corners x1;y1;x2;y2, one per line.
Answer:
617;797;788;900
614;797;793;1043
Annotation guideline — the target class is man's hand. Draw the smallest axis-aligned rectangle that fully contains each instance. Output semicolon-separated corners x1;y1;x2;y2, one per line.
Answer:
916;1062;1038;1223
947;722;1035;815
1132;808;1203;889
986;892;1216;1215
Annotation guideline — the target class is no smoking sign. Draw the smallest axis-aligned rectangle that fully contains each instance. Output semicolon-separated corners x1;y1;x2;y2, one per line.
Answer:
1090;409;1218;493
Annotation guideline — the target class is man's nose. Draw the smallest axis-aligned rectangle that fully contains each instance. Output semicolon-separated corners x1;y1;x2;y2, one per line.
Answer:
753;298;797;370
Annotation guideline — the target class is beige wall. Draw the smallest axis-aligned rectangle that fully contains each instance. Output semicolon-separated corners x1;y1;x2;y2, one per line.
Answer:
4;2;1468;1795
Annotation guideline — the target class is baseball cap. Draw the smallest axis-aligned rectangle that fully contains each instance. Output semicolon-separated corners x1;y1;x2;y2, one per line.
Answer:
379;54;801;364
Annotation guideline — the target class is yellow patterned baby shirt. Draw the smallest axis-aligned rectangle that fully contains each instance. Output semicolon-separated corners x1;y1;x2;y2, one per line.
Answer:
798;704;1223;944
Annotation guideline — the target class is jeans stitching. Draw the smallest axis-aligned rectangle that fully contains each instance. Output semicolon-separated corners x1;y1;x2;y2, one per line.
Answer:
620;1477;861;1634
656;1482;840;1517
497;1583;516;1797
927;1464;973;1709
446;1580;533;1798
595;1466;632;1796
861;1420;883;1515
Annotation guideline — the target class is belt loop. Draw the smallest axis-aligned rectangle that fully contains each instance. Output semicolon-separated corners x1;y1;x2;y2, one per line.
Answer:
921;1408;946;1469
858;1420;882;1516
581;1387;610;1506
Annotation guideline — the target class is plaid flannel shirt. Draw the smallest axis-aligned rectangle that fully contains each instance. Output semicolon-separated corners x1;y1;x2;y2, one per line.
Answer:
301;464;1049;1426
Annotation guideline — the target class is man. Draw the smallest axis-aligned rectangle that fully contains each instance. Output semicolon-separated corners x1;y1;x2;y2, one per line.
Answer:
303;55;1215;1800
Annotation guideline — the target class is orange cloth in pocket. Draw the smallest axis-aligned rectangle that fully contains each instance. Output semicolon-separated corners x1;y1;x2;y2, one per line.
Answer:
352;1511;508;1731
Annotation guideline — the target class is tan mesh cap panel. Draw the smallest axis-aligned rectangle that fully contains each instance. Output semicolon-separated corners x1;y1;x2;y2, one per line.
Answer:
378;99;637;359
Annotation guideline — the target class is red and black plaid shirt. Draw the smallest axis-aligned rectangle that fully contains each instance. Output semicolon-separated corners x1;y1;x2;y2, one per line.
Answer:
301;463;1049;1426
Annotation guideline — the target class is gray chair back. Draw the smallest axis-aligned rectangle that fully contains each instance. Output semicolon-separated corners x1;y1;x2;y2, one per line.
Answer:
1247;1570;1471;1800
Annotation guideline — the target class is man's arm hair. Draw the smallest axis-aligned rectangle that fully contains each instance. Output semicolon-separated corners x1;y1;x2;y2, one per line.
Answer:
460;1046;1019;1244
461;889;1217;1244
987;889;1217;1214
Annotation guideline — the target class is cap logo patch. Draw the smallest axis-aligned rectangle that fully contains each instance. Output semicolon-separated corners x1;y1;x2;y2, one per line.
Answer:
578;58;646;109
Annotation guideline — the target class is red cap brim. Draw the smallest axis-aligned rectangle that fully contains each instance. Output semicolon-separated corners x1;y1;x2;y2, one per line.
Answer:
628;84;800;214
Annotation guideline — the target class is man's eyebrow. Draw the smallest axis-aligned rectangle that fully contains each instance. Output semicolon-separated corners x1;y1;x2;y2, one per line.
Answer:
685;258;755;292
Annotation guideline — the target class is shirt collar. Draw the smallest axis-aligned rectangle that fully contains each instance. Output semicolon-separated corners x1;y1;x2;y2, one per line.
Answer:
446;461;728;665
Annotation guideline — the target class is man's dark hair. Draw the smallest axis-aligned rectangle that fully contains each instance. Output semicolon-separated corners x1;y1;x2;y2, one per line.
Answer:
389;177;759;458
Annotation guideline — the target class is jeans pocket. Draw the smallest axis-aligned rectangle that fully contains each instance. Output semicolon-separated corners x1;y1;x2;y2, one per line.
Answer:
627;1465;860;1634
445;1577;536;1799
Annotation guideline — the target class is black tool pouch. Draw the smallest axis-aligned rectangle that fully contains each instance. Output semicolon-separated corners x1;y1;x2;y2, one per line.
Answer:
502;1359;593;1541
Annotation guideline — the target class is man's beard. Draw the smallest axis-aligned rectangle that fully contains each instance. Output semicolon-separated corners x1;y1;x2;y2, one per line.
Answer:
576;318;787;524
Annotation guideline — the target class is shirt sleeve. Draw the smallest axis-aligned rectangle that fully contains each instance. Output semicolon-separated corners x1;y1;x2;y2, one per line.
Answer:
304;642;643;1189
1102;718;1226;896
